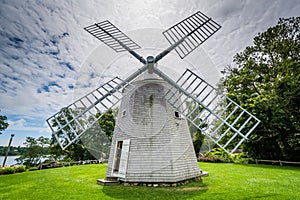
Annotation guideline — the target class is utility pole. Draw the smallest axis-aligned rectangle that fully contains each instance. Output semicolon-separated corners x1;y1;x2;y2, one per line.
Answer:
2;134;15;167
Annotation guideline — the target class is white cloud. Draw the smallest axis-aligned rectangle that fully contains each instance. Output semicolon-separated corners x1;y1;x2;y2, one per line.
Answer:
7;118;50;134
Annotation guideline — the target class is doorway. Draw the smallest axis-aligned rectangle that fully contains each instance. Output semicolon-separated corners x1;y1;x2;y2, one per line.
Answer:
113;141;123;173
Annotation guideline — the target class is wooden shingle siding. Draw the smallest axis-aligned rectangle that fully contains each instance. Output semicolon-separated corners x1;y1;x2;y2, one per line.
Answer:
106;79;200;183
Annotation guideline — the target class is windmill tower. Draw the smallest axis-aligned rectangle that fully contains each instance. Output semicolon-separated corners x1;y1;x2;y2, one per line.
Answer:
47;11;260;185
106;78;201;183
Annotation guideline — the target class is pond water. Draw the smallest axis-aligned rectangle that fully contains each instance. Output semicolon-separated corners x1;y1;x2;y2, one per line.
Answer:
0;155;20;166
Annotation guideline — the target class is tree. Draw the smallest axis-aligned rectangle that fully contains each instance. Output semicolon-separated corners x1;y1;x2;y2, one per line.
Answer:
81;109;116;160
185;100;206;156
48;107;94;161
220;17;300;161
16;136;50;167
0;110;9;134
96;109;116;142
0;146;26;156
49;108;116;161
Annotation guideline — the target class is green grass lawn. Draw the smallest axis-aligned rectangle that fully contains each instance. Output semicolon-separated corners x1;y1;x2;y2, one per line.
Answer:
0;162;299;200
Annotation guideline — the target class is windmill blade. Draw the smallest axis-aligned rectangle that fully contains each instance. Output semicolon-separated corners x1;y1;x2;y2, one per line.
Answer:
156;11;221;62
154;68;260;154
84;20;146;64
46;77;134;150
80;119;111;161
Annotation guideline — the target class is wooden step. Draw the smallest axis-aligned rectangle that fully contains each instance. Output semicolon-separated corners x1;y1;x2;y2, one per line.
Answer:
97;177;120;186
105;176;118;181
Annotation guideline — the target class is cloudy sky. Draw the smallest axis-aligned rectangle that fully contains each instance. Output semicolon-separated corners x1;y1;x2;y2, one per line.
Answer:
0;0;299;146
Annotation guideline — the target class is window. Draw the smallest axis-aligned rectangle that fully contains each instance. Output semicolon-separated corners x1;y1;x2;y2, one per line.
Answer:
122;110;126;117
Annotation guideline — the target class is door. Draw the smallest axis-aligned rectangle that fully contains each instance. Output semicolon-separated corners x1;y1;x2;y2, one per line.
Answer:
112;139;130;178
118;139;130;178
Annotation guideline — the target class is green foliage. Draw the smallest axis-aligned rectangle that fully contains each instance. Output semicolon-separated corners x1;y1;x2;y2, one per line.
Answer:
0;110;9;134
49;108;116;161
220;17;300;161
1;167;15;174
14;165;26;173
63;143;94;161
0;165;26;175
185;100;206;156
49;137;94;162
199;148;254;164
48;107;94;161
192;131;205;156
0;146;27;156
16;136;50;167
199;148;232;163
232;152;255;164
96;109;116;142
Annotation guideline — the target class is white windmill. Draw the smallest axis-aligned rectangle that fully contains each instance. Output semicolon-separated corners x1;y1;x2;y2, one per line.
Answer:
47;11;260;185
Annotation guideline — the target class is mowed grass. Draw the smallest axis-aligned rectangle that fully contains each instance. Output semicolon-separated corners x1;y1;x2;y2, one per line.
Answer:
0;163;299;200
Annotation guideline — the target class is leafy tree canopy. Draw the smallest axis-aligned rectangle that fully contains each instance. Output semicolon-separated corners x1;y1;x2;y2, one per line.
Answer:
0;110;9;134
220;17;300;161
16;136;50;167
49;108;116;161
185;101;206;156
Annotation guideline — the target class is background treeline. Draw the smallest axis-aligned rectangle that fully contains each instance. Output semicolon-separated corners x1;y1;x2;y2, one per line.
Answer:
0;146;29;156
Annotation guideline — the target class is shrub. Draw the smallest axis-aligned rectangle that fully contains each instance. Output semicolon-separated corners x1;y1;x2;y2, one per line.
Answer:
60;157;74;163
1;167;16;175
232;152;255;164
14;165;26;173
198;148;232;163
0;165;27;175
198;148;253;164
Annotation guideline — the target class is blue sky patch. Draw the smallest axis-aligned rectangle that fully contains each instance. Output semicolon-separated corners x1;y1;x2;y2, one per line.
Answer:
37;81;62;93
56;74;66;78
59;61;75;71
42;85;50;92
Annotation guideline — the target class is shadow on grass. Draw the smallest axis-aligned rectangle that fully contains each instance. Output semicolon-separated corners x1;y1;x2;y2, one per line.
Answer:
102;180;208;200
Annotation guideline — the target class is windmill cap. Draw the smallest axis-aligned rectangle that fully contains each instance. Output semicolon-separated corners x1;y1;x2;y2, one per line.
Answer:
147;56;155;63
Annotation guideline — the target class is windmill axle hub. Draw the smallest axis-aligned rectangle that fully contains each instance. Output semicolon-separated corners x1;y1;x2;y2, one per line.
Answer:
146;56;155;74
